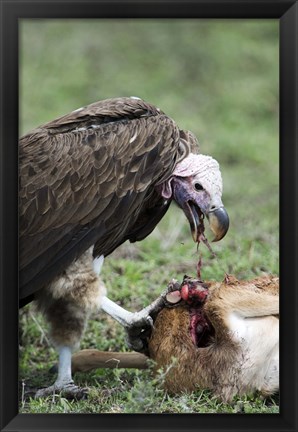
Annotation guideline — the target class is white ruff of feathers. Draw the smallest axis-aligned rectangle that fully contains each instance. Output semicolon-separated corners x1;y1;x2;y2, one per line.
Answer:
160;153;223;200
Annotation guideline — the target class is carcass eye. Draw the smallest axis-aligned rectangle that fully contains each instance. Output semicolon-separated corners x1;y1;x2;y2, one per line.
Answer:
194;183;203;191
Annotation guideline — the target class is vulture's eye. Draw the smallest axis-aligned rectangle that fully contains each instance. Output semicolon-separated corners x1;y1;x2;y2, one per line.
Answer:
194;183;203;191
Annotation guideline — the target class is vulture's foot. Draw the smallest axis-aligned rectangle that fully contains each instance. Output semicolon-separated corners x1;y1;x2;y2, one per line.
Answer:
101;280;183;352
124;311;154;352
35;380;89;400
101;296;155;352
124;281;183;351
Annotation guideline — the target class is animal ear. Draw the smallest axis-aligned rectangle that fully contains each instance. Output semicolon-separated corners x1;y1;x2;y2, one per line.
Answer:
179;130;200;154
223;274;239;285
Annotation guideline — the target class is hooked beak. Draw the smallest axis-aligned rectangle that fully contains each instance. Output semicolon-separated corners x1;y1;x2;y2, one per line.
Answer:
206;207;229;242
187;202;229;243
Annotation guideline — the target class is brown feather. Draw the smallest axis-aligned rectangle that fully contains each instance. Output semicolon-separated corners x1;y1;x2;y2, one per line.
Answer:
19;97;194;304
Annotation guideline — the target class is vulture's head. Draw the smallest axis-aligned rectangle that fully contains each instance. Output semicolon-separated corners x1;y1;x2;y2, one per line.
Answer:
160;153;229;243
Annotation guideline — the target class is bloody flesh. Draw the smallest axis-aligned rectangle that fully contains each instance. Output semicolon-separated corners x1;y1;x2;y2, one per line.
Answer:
189;308;211;348
178;276;212;348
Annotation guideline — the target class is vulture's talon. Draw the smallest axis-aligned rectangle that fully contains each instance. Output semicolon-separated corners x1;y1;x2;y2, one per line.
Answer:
126;336;146;352
123;311;155;352
35;381;89;400
125;311;153;333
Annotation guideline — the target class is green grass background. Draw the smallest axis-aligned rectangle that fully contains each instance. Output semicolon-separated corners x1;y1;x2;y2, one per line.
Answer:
19;19;279;414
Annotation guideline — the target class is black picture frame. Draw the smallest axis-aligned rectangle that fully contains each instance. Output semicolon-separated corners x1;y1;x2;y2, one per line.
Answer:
0;1;297;431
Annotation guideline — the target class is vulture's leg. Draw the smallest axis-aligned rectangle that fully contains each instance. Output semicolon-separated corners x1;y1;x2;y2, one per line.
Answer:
94;256;181;351
100;296;155;351
35;249;106;399
100;280;181;352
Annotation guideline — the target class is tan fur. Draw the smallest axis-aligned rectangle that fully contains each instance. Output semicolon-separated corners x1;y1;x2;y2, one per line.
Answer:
149;275;279;401
35;248;106;349
71;275;279;402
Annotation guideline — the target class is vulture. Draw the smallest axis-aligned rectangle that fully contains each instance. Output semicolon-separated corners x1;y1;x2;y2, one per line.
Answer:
19;97;229;398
